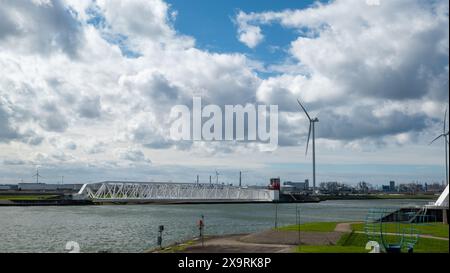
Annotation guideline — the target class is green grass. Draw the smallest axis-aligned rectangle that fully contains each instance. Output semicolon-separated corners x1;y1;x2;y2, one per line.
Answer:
155;239;198;253
276;222;340;232
414;237;450;253
371;194;437;200
336;232;448;253
0;195;59;201
351;222;449;238
290;221;449;253
295;245;369;253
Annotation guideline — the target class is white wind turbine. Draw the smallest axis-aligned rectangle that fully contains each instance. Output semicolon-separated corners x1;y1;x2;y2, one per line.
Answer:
215;170;220;184
430;109;449;185
297;99;319;194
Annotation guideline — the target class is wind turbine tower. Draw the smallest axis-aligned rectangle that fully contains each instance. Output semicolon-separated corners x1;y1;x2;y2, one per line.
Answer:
297;99;319;194
239;171;242;187
32;168;43;184
430;109;449;185
239;171;248;187
215;170;220;184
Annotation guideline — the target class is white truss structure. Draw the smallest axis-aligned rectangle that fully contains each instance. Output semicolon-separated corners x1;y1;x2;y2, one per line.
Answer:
434;184;449;207
77;181;277;202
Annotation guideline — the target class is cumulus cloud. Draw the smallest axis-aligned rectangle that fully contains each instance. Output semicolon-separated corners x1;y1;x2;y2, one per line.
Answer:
317;106;430;141
39;107;69;132
235;11;264;48
0;0;84;57
0;0;448;183
241;0;448;144
119;148;151;163
85;141;107;154
0;102;20;142
78;96;102;119
2;159;28;166
0;0;262;167
65;141;77;150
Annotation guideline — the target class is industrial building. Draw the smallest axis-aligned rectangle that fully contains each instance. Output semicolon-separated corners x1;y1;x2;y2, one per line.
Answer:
17;183;83;192
282;180;309;193
0;184;18;191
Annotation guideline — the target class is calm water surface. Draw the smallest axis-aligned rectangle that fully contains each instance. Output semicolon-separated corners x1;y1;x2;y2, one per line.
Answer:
0;199;428;252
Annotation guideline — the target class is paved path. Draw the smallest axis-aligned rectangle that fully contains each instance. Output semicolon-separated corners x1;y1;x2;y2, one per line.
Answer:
170;234;295;253
153;229;344;253
334;223;353;233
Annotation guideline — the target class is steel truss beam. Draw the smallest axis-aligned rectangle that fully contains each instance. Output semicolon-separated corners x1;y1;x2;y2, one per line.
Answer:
78;182;276;202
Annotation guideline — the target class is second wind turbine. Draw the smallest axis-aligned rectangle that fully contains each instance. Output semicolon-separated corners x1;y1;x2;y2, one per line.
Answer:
297;99;319;194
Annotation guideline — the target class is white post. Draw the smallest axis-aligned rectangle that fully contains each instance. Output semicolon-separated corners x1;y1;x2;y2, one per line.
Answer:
312;122;316;194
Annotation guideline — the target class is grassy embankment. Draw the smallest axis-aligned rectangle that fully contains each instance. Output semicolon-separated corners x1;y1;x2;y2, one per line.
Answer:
351;222;449;238
371;194;438;200
278;222;449;253
0;195;59;201
320;194;438;201
150;239;200;253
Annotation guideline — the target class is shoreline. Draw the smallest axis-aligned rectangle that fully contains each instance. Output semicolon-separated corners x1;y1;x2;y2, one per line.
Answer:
0;192;437;206
147;221;449;254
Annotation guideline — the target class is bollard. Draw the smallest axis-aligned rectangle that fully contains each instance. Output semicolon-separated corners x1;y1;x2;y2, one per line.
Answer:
157;225;164;249
198;215;205;247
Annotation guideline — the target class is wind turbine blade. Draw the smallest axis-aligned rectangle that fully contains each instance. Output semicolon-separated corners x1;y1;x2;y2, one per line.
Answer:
305;122;312;156
297;99;312;121
430;134;445;145
444;109;447;133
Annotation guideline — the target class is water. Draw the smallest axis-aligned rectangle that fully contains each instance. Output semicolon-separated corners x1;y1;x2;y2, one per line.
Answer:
0;199;428;253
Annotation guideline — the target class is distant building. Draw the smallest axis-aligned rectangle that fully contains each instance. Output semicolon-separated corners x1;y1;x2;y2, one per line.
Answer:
268;178;280;190
282;180;309;193
398;183;425;194
0;184;18;191
389;181;396;192
319;181;353;195
382;185;391;192
425;183;444;193
17;183;83;192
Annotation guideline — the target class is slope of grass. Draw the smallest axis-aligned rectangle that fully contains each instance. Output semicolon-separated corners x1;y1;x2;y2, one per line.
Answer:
337;232;449;253
0;195;59;201
296;245;368;253
351;222;449;238
372;194;437;200
290;221;449;253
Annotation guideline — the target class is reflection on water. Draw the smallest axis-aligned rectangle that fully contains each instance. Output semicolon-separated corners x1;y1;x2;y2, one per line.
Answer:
0;199;428;252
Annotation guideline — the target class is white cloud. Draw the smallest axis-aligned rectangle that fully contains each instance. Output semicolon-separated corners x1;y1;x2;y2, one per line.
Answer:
0;0;261;170
0;0;84;57
235;11;264;48
0;0;448;184
119;147;151;164
239;0;448;146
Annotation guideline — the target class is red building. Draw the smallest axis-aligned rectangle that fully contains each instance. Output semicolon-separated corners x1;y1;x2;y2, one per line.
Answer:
268;178;280;190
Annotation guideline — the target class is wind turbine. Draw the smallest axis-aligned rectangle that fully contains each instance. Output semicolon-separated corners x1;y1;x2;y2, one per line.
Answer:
239;170;249;187
215;170;220;184
430;109;449;185
297;99;319;194
32;168;43;184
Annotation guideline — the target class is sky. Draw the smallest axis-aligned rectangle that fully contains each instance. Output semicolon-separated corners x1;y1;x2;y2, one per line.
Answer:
0;0;449;186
